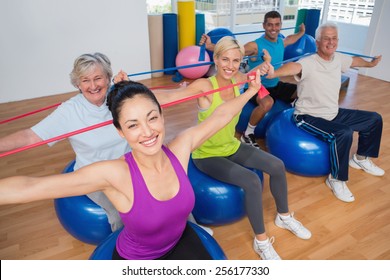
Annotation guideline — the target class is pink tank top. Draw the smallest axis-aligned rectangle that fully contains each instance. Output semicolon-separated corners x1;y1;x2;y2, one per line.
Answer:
116;146;195;259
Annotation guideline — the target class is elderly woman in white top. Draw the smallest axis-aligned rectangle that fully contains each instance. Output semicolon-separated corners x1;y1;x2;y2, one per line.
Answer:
0;53;130;231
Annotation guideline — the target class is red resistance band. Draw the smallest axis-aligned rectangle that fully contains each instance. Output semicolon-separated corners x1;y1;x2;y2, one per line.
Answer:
0;76;268;158
0;84;182;125
0;103;62;125
247;71;270;99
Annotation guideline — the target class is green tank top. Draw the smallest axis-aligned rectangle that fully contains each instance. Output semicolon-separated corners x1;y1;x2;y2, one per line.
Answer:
192;76;241;159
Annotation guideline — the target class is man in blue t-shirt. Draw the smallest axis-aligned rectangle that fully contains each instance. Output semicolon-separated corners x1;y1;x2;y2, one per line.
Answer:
200;11;305;148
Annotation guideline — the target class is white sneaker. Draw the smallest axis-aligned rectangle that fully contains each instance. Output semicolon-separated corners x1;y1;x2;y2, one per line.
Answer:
325;175;355;202
349;154;385;176
240;133;260;149
253;237;282;260
275;213;312;240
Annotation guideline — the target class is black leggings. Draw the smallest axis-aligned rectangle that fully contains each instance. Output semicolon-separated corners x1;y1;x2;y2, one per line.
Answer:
112;224;212;260
193;144;289;235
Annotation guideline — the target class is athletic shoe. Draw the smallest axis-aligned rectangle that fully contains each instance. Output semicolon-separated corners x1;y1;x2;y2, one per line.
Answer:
349;154;385;176
253;236;281;260
240;133;260;149
274;213;312;240
325;175;355;202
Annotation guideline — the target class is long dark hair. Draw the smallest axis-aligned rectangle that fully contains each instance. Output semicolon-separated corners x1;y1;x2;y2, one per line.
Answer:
107;80;162;129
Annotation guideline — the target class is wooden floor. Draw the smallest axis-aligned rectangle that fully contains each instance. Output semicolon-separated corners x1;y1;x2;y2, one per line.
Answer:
0;71;389;260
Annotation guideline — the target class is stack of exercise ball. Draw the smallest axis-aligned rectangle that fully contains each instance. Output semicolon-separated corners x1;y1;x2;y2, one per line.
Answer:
161;1;240;80
161;0;212;80
175;0;220;80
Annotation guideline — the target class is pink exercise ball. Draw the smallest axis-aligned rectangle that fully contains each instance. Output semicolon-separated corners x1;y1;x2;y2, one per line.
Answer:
176;46;211;79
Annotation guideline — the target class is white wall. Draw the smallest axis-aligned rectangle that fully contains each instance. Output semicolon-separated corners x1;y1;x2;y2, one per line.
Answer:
0;0;151;103
337;23;368;55
362;0;390;82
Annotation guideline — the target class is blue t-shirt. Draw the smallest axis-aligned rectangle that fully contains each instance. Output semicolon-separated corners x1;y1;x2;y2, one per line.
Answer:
247;36;284;88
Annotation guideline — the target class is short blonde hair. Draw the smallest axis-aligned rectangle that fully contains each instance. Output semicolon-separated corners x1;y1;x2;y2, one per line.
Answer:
213;36;245;60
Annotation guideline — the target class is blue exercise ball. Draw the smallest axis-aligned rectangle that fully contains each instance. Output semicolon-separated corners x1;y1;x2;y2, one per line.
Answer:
265;108;330;176
206;27;235;61
54;160;112;245
188;158;263;225
89;229;120;260
284;34;316;61
89;222;227;260
236;100;292;139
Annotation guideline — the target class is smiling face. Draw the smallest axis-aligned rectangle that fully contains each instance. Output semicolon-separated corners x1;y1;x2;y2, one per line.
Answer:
263;17;282;42
117;95;165;156
77;64;110;106
214;48;242;80
213;37;244;81
316;26;339;61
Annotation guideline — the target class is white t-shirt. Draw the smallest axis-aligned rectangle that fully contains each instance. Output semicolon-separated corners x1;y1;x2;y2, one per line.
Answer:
32;94;131;170
294;53;353;120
